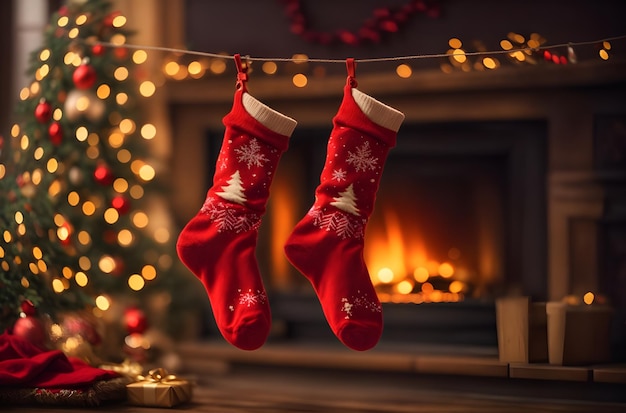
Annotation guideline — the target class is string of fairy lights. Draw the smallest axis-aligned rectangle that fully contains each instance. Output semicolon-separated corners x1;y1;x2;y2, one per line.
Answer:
93;32;626;87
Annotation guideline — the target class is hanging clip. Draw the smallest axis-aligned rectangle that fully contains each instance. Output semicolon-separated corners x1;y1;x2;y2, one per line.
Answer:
234;54;249;90
346;58;358;88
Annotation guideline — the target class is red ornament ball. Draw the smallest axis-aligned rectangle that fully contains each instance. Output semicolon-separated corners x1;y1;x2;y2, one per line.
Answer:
112;195;131;214
73;63;97;89
48;122;63;145
62;315;102;346
94;164;114;185
35;100;52;123
13;316;47;348
92;44;105;56
124;307;148;334
20;300;37;316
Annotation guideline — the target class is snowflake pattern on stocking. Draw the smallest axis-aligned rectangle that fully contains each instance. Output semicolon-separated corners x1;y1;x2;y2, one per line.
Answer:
235;138;270;169
346;141;379;172
341;291;382;319
307;206;366;240
200;196;261;233
228;289;267;312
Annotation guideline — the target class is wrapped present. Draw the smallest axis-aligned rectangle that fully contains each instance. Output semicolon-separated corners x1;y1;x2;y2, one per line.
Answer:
126;368;192;407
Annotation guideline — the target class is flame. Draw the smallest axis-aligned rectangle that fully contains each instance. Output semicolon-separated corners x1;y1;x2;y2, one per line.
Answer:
269;175;297;289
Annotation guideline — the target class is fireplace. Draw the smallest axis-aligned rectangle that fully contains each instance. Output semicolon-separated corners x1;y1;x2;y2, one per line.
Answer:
168;61;626;357
199;119;547;347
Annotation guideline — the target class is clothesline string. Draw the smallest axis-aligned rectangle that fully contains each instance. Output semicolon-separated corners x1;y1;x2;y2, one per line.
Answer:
92;34;626;64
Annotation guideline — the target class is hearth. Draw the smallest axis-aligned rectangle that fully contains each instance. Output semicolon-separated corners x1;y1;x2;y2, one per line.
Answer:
199;119;547;347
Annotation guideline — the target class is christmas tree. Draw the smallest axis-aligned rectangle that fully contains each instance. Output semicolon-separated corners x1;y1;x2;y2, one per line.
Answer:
0;0;191;355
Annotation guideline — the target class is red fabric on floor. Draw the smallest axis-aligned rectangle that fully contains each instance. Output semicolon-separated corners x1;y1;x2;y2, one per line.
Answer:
0;332;117;388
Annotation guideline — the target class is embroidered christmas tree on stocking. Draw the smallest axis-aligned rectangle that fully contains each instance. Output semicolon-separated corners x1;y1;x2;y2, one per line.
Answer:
285;60;405;351
177;55;297;350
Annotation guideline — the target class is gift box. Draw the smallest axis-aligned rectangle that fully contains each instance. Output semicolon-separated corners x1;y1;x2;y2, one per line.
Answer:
126;368;192;407
546;301;613;366
496;296;548;363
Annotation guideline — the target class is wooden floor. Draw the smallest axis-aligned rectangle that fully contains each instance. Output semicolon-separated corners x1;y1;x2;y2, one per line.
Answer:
9;364;626;413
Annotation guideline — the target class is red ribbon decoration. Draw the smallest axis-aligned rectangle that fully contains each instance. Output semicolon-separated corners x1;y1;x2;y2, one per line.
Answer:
279;0;441;46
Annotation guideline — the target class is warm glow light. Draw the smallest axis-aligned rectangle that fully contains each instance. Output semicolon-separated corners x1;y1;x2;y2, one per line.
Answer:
79;256;91;271
452;49;467;63
413;267;429;283
209;59;226;74
130;185;144;199
139;164;156;181
75;271;88;287
97;84;111;99
118;229;133;246
139;81;156;97
482;57;497;69
396;280;414;294
104;208;120;224
68;28;79;39
133;50;148;64
75;126;88;141
128;274;145;291
99;256;116;273
164;61;179;76
116;93;128;105
78;231;91;246
35;146;45;160
82;201;96;216
58;16;69;27
75;14;87;25
20;135;29;150
95;295;110;311
188;61;202;75
117;149;132;163
396;64;412;78
599;49;609;60
292;73;308;87
583;291;595;305
142;265;157;280
500;40;513;50
52;278;65;293
438;262;454;278
141;124;157;139
109;131;124;148
421;282;434;294
132;211;149;228
119;118;135;134
112;15;127;27
154;228;170;243
262;61;277;75
114;67;129;81
114;178;129;193
110;34;126;45
377;267;394;284
448;38;462;49
449;280;464;293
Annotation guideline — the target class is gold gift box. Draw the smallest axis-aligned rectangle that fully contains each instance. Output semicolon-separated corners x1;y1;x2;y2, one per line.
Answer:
126;369;193;407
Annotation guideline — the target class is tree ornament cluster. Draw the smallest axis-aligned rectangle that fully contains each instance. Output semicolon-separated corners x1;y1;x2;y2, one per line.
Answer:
280;0;441;46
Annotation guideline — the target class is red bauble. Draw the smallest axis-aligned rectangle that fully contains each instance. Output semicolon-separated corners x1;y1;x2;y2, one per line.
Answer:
94;164;114;185
92;44;105;56
35;100;52;123
13;316;47;348
48;122;63;145
114;47;128;60
124;307;148;334
62;315;102;346
112;195;131;214
20;300;36;316
73;63;97;89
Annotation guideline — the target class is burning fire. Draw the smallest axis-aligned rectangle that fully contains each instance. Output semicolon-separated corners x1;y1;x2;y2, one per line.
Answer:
364;207;467;304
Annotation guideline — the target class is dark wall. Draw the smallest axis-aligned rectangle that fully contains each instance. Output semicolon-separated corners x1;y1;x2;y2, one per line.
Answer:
185;0;626;73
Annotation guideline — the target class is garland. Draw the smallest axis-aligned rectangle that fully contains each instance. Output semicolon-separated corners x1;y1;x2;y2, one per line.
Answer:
279;0;442;46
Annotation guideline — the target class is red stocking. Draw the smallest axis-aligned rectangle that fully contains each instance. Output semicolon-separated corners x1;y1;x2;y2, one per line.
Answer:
284;60;404;350
177;55;297;350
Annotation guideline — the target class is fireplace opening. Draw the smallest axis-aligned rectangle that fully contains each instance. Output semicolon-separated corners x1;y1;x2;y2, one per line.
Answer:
203;120;547;347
